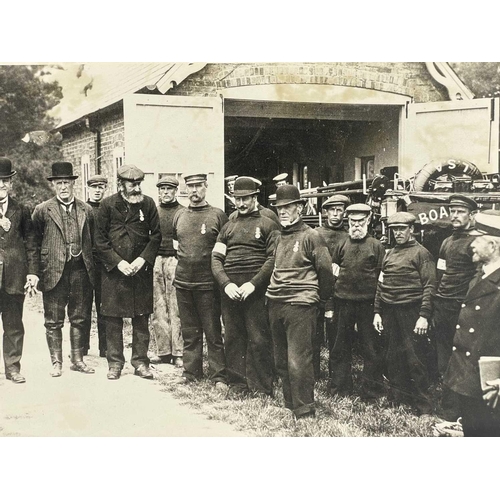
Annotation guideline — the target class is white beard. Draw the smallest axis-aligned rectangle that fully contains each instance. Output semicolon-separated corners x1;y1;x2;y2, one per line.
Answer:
349;224;368;240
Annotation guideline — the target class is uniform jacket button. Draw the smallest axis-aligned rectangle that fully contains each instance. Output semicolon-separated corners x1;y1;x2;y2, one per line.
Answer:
452;346;457;351
466;351;471;357
475;305;481;310
469;328;475;333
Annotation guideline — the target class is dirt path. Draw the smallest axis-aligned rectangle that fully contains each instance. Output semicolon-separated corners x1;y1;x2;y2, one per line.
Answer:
0;301;246;437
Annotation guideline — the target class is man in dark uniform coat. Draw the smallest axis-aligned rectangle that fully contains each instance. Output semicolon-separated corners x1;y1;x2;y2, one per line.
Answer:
83;174;108;357
94;165;161;380
32;162;95;377
315;194;350;379
212;176;279;396
444;210;500;436
266;185;334;419
433;194;478;421
0;158;39;383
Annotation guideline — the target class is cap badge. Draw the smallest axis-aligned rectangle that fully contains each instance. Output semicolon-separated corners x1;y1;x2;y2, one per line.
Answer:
201;223;206;235
255;227;261;239
293;241;299;253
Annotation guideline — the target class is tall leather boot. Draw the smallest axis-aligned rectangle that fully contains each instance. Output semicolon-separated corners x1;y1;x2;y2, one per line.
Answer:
46;330;63;377
69;326;95;374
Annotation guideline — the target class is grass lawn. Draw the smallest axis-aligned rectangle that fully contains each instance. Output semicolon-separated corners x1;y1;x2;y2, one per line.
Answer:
155;348;439;437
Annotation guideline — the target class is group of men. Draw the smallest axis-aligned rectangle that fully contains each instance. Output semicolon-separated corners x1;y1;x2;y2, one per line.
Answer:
1;156;500;434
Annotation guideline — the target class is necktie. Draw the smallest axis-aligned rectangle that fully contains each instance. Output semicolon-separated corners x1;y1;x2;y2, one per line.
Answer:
60;201;74;213
0;199;7;216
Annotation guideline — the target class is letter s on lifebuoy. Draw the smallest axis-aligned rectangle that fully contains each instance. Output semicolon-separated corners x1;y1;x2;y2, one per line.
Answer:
413;159;483;191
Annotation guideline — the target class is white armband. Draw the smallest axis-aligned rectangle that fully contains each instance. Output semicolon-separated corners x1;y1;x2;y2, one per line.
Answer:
378;271;384;283
213;242;227;256
173;240;179;251
332;263;340;277
437;258;447;271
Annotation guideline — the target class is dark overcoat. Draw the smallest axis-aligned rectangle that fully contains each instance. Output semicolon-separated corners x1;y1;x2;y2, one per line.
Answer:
32;197;95;292
0;197;39;295
94;193;161;318
444;267;500;400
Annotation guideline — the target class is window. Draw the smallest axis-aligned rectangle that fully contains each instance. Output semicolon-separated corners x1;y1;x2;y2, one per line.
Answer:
112;147;125;193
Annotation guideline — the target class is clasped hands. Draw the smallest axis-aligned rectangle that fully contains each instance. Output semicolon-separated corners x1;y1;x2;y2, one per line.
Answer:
224;282;255;301
24;274;39;297
117;257;145;277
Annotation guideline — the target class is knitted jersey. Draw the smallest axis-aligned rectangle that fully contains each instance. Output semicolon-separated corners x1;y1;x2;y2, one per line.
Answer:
172;204;228;290
212;210;280;290
157;200;183;257
374;239;436;318
315;222;348;256
266;219;334;305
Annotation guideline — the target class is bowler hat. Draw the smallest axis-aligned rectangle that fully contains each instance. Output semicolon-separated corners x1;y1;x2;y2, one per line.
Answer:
387;212;416;227
271;185;305;207
0;157;16;179
157;176;179;188
469;210;500;237
449;194;478;212
233;176;260;197
323;194;350;209
184;173;207;185
47;162;78;181
87;174;108;187
346;203;372;220
117;164;145;182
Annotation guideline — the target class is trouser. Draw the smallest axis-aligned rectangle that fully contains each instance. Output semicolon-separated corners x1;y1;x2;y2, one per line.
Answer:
381;302;433;414
43;258;92;361
105;315;150;370
313;306;325;380
268;300;317;418
433;297;462;420
457;393;500;437
175;288;226;383
151;256;183;357
221;281;273;395
82;261;106;354
330;299;384;398
0;291;25;375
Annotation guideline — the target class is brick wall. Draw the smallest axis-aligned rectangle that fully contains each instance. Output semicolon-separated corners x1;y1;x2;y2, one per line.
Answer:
170;62;448;103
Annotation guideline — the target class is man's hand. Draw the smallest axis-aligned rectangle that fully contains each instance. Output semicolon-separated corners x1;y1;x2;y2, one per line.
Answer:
24;274;39;297
238;282;255;301
414;316;429;336
117;260;135;276
483;379;500;409
224;283;241;301
130;257;146;275
373;313;383;334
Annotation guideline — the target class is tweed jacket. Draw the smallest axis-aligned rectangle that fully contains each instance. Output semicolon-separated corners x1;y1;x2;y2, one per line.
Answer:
32;196;95;292
444;267;500;399
0;197;39;295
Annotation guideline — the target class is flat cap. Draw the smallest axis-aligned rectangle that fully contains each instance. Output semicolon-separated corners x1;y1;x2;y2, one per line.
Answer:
273;173;288;182
449;194;478;212
387;212;417;226
184;173;207;185
224;175;238;182
323;194;350;209
470;210;500;237
156;176;179;188
233;176;260;197
117;164;145;182
87;174;108;186
346;203;372;220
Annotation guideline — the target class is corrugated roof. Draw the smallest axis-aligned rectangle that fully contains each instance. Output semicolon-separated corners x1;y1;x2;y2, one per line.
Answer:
55;62;206;128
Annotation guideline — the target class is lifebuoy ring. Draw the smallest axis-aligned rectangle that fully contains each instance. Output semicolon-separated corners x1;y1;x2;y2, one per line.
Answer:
413;159;483;191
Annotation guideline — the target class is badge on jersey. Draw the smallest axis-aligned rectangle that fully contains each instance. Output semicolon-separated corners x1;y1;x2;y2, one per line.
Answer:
293;241;299;253
139;209;145;222
201;223;206;235
255;227;261;239
437;258;447;271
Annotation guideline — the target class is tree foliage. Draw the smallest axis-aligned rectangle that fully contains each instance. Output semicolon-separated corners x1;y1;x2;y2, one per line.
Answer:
451;62;500;98
0;65;63;209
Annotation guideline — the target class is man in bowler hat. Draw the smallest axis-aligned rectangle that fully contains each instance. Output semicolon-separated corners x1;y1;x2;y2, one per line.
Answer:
94;165;161;380
83;174;108;357
266;184;334;418
0;158;39;383
32;162;95;377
